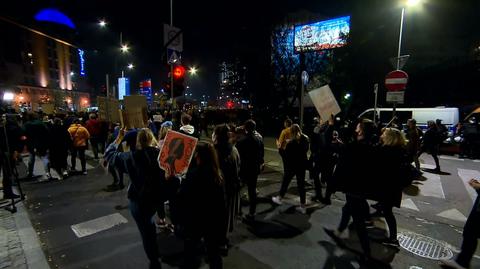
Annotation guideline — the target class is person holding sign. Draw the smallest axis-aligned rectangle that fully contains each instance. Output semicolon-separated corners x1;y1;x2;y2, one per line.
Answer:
109;128;164;269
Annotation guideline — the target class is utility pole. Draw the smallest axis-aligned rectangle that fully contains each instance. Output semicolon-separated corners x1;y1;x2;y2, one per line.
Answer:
170;0;175;109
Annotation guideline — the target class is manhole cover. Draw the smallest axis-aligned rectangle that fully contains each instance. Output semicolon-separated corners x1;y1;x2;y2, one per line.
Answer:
398;231;454;260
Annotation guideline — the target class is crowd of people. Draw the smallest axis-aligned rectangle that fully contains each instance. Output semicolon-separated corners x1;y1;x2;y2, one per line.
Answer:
1;108;479;269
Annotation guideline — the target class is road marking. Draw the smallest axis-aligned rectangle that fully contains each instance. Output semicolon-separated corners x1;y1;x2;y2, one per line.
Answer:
436;209;467;223
474;160;480;163
439;156;464;161
419;171;445;199
265;147;278;152
401;198;420;211
457;168;479;203
71;213;128;238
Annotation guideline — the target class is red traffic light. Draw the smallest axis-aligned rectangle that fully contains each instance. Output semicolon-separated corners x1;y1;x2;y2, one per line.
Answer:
226;100;234;109
173;65;186;79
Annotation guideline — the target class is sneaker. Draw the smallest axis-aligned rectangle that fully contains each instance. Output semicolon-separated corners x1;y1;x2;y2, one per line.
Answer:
296;206;306;214
45;173;53;180
382;239;400;249
82;171;88;175
62;171;69;177
272;196;283;205
440;259;467;269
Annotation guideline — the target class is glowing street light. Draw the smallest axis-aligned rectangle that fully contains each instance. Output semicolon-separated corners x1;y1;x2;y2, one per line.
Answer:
344;93;351;100
407;0;421;6
98;19;107;28
189;66;198;75
120;44;130;53
127;63;134;69
70;71;75;76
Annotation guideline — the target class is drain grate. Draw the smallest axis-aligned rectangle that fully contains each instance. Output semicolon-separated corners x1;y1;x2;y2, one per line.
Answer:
398;231;454;260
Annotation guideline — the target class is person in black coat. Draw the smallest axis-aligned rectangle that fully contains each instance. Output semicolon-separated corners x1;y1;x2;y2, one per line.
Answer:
236;119;264;220
177;142;226;269
110;128;164;269
375;127;409;248
0;114;24;199
272;124;310;214
325;119;377;263
48;118;70;180
418;120;441;172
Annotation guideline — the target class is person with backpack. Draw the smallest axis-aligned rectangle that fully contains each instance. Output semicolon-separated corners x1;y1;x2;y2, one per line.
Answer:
272;124;310;214
68;119;90;175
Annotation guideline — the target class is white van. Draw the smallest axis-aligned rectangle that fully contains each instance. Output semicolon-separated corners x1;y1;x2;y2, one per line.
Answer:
358;107;460;133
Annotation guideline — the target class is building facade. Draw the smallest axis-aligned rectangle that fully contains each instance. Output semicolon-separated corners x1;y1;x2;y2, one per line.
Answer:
0;11;90;113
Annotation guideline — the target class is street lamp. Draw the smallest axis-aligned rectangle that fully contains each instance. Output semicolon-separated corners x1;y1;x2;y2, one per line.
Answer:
127;63;134;69
397;0;421;69
189;66;198;75
98;19;107;28
120;44;130;53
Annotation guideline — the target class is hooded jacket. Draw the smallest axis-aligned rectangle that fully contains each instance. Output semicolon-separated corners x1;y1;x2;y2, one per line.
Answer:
68;124;90;148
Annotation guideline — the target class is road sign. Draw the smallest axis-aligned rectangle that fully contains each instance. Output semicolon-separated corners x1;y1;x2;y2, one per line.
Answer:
386;91;405;104
167;50;180;64
385;70;408;92
164;24;183;52
301;71;309;86
389;55;410;70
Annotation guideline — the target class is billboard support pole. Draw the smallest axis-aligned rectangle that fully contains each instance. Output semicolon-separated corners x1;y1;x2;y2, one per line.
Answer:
373;83;378;124
299;53;305;129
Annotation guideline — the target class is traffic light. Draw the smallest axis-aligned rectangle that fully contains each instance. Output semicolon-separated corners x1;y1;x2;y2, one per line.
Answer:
172;65;186;97
226;100;234;109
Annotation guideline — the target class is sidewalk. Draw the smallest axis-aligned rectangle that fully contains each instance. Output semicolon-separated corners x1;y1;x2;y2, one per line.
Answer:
0;201;50;269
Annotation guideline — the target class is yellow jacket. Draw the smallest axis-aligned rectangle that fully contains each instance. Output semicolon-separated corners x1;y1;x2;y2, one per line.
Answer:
277;127;292;150
68;124;90;148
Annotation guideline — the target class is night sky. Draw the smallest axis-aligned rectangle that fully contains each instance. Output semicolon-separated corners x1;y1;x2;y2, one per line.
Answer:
1;0;479;111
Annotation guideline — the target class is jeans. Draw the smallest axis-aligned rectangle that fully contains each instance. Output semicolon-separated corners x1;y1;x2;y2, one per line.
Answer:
71;147;86;172
342;195;371;256
456;196;480;268
129;200;161;268
244;174;259;215
90;136;104;159
28;150;49;176
108;165;124;186
279;167;306;205
0;152;13;197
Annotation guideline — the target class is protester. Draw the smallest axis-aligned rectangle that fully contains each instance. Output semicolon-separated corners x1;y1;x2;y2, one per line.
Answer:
418;120;441;172
85;113;102;159
23;112;50;179
405;119;422;171
110;128;163;269
155;120;174;227
272;124;310;214
0;114;24;199
48;118;70;180
276;118;292;175
441;178;480;269
179;113;197;138
325;119;377;263
213;124;241;250
177;142;226;269
376;127;408;248
68;119;90;175
236;119;264;221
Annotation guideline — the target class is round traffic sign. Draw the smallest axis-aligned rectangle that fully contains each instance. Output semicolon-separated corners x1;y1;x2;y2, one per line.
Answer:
301;71;309;86
385;70;408;92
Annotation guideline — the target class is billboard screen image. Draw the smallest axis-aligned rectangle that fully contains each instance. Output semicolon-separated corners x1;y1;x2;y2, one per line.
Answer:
294;16;350;53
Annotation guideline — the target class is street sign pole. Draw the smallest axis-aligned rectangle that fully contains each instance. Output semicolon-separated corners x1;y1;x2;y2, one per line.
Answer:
374;83;378;124
170;0;174;109
105;74;110;122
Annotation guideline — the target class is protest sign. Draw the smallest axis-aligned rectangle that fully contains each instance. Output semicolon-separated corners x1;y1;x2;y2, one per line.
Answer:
308;85;341;120
124;95;148;128
158;130;198;177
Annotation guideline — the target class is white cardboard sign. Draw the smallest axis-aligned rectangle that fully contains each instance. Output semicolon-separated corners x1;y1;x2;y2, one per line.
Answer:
308;85;341;120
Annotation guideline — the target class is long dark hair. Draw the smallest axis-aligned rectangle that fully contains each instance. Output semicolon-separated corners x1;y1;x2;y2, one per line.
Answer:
195;142;223;185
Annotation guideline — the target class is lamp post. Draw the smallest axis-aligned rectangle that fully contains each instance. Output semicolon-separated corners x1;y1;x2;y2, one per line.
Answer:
397;0;420;70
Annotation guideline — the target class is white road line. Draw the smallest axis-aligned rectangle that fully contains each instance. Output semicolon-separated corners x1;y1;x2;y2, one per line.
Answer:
457;168;479;202
439;155;464;161
401;198;420;211
265;147;278;152
71;213;128;238
419;171;445;199
436;209;467;223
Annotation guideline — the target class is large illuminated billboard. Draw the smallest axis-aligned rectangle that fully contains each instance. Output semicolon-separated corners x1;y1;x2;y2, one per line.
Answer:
294;16;350;53
118;77;130;100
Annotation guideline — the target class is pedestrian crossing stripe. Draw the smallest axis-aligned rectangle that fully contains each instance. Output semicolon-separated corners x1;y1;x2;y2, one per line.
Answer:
401;198;420;211
436;209;467;223
418;171;445;199
457;169;479;203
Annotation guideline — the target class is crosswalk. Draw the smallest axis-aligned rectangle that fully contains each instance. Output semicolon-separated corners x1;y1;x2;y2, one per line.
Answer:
21;152;96;180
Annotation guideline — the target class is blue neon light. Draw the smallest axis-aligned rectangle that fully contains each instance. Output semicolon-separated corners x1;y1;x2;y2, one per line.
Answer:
78;49;86;76
34;8;76;29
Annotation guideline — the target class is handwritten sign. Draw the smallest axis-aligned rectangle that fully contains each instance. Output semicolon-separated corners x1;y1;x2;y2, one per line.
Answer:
97;97;120;123
158;130;198;177
308;85;341;121
124;95;148;128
